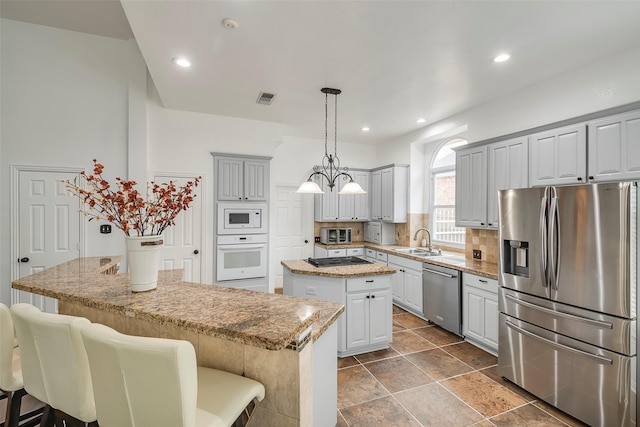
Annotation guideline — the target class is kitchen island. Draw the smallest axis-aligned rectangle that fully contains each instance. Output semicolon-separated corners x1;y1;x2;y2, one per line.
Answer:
282;258;396;357
12;257;344;427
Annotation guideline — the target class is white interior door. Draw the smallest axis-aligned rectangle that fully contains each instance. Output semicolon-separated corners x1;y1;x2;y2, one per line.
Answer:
153;174;203;283
272;186;314;288
15;169;82;312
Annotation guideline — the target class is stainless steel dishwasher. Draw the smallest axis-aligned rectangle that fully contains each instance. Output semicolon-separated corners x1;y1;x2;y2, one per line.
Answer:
422;263;462;336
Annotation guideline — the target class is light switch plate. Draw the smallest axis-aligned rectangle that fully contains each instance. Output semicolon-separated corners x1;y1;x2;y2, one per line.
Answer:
473;249;482;259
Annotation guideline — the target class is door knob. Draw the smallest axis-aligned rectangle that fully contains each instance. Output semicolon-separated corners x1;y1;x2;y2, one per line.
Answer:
19;257;29;263
193;250;199;255
304;240;309;244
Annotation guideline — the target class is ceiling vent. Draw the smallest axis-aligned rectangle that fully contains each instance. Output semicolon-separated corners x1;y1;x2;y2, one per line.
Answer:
256;92;276;105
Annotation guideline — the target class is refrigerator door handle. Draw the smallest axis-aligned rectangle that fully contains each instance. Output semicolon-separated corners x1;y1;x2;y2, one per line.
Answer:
548;189;560;290
505;320;613;365
504;294;614;329
539;190;549;288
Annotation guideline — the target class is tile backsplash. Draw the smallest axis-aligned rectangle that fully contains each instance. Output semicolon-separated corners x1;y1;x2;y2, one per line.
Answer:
465;228;499;263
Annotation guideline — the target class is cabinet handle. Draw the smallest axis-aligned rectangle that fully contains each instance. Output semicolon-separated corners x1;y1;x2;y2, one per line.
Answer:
371;295;376;299
577;177;583;181
487;223;492;227
479;279;488;283
589;176;594;180
366;280;374;283
366;295;370;299
238;197;242;200
480;222;485;226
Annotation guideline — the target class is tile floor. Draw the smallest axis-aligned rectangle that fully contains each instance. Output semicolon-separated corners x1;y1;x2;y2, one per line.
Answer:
336;305;589;427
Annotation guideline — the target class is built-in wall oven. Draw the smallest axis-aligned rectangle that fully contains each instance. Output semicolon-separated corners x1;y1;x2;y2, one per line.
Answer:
216;234;267;282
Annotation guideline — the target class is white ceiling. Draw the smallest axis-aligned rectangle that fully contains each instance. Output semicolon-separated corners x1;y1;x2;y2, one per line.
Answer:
3;1;640;144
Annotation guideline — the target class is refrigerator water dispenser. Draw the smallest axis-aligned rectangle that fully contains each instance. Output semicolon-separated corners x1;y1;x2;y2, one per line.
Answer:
503;240;529;277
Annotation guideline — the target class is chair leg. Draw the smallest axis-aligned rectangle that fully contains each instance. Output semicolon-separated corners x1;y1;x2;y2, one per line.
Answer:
40;405;56;427
4;388;27;427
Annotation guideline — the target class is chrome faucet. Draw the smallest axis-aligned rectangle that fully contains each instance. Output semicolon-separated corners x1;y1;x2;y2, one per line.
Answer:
413;228;433;251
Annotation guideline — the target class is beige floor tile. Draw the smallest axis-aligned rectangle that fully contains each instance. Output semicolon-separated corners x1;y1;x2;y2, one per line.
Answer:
490;403;567;426
442;341;497;369
340;396;421;427
395;383;484;427
478;366;536;402
337;355;359;369
412;325;464;346
337;365;389;409
394;313;431;329
354;347;399;364
532;400;590;427
441;371;527;418
365;356;434;393
390;329;435;354
405;348;473;381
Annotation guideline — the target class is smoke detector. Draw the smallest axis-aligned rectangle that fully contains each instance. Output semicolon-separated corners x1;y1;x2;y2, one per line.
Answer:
222;19;238;30
256;92;276;105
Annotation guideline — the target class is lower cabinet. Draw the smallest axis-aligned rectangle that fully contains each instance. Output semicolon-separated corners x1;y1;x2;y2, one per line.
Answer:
388;254;423;316
462;272;499;354
283;270;393;357
314;246;364;258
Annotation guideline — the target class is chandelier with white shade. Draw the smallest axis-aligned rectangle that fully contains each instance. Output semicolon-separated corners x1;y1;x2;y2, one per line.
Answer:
296;88;366;195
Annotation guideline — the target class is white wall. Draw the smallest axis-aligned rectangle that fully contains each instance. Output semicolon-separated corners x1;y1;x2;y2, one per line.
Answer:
382;45;640;214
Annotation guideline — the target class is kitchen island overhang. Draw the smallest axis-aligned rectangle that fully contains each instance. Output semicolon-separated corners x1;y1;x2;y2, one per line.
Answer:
12;257;344;427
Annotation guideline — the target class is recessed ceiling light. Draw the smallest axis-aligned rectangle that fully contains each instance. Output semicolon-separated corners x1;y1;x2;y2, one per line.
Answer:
416;118;426;124
361;127;370;132
172;57;191;68
493;53;511;63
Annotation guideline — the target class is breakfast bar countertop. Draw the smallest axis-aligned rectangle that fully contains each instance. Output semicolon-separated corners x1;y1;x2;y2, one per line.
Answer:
281;258;396;278
11;256;344;351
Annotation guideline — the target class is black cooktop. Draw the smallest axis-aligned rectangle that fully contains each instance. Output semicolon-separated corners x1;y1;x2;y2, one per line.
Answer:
306;256;373;268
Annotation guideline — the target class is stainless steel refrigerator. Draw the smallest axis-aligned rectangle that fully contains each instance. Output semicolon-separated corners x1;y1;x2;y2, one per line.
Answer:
498;182;638;427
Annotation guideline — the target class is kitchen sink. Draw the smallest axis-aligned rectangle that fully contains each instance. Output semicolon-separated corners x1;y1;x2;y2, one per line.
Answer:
394;248;441;257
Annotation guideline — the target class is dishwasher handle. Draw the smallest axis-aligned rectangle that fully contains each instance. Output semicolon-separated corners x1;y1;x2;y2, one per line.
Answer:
422;267;457;279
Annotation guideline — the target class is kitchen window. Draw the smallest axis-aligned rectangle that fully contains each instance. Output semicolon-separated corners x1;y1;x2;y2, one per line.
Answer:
431;138;467;246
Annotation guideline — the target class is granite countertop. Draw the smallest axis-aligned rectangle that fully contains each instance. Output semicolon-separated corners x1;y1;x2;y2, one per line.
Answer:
281;259;396;278
12;257;344;350
314;242;498;279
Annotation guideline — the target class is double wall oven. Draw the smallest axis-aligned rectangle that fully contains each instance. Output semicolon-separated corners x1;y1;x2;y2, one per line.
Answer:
215;202;268;283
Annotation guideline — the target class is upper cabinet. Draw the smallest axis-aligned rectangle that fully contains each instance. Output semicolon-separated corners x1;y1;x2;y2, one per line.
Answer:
214;155;270;201
529;124;587;186
588;110;640;182
456;137;528;229
373;165;408;223
455;145;487;228
314;170;370;221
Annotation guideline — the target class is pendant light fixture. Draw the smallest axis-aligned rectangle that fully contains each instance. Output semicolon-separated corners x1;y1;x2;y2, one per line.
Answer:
296;88;366;194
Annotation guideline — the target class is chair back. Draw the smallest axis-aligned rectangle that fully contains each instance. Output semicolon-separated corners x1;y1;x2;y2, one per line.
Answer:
0;303;22;392
80;322;198;427
10;303;96;422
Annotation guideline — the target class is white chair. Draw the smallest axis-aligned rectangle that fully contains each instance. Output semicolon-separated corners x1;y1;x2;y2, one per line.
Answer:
10;304;97;427
0;303;44;427
80;322;266;427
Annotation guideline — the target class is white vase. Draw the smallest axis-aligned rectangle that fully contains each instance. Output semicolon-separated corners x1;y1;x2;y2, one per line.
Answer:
125;235;163;292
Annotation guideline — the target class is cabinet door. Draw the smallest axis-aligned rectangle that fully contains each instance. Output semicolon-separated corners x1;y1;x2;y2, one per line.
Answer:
369;289;392;346
381;168;394;221
455;146;487;227
217;158;244;201
487;137;528;228
588;110;640;182
403;268;423;313
337;178;355;221
243;160;269;201
353;171;371;221
529;124;586;186
462;286;485;342
370;170;382;220
346;292;369;349
317;176;339;221
483;296;499;350
389;265;404;302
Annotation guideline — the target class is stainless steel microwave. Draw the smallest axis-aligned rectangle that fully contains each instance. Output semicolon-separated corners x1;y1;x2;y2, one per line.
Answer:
319;228;352;245
217;202;267;234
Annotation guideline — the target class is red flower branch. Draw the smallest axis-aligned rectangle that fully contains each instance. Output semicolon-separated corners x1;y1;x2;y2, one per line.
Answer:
63;159;201;236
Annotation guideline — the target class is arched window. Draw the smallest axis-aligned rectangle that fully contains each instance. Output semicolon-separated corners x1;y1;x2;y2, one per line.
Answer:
431;138;467;246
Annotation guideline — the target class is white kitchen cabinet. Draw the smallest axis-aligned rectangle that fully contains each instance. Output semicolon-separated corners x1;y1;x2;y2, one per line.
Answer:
380;166;408;223
528;124;587;187
215;155;270;201
455;145;487;227
486;137;529;227
314;247;364;258
346;247;364;257
462;273;498;354
346;281;392;351
370;170;382;220
315;170;370;221
388;254;423;316
588;109;640;182
284;270;392;357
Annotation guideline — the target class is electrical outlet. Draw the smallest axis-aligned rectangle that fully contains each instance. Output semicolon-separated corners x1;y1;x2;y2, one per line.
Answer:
100;224;112;234
473;249;482;260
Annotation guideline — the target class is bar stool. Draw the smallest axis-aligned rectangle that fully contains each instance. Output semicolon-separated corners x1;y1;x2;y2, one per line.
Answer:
0;304;43;427
10;304;97;427
79;322;266;427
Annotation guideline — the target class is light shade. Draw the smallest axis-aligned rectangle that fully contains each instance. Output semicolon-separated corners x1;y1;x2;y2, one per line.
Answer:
338;180;367;195
295;179;324;194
